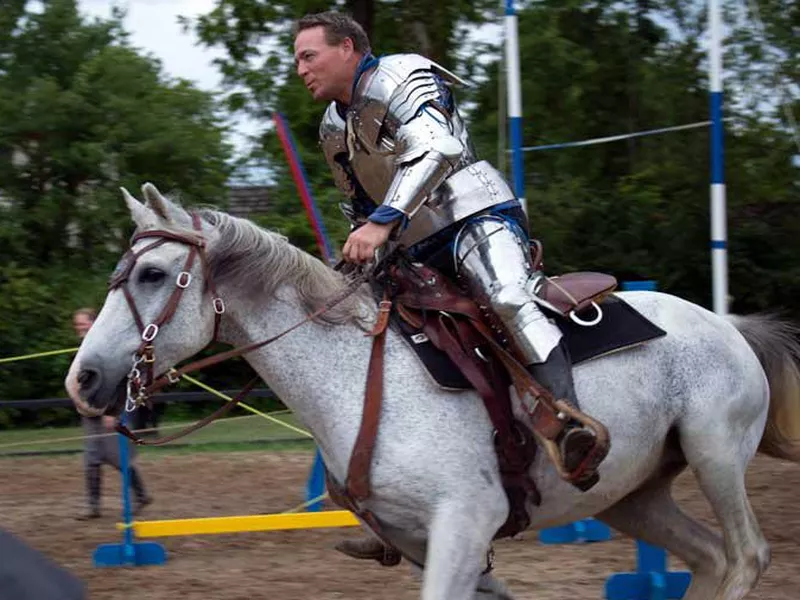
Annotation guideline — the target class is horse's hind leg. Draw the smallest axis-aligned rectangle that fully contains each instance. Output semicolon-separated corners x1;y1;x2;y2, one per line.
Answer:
596;465;727;600
680;424;770;599
421;495;509;600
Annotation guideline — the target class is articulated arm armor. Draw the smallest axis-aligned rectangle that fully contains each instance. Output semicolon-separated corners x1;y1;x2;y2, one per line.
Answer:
378;66;469;218
320;54;511;242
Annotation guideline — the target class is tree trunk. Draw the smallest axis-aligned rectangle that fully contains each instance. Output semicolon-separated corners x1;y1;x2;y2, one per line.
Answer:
347;0;374;41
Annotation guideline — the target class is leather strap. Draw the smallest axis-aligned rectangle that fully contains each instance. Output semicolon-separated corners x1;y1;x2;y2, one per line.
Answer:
116;375;261;446
142;270;371;396
420;311;539;537
346;294;392;502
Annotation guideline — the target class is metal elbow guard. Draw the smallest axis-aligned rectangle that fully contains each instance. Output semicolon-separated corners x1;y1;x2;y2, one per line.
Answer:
382;150;456;218
382;117;464;217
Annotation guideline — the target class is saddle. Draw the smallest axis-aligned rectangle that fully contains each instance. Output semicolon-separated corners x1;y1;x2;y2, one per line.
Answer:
326;246;614;544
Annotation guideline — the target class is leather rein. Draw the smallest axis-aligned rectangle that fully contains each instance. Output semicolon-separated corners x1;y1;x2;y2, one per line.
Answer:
110;213;370;446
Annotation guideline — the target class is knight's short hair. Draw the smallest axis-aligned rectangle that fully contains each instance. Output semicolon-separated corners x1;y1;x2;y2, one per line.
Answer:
295;11;371;55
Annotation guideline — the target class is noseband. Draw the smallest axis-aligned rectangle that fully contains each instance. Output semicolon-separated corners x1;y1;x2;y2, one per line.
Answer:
109;213;224;412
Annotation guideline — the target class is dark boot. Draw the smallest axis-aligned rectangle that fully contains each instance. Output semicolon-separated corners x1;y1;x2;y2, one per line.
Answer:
76;465;101;520
129;467;153;515
527;341;607;491
334;537;402;567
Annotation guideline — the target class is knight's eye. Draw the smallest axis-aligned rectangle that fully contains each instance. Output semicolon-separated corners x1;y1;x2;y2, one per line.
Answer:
138;268;165;284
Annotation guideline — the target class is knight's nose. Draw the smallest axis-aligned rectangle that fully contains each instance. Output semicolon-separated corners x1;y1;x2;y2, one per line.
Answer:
77;366;102;402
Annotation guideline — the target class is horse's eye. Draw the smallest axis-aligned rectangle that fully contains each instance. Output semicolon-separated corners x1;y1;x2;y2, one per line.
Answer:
138;268;166;284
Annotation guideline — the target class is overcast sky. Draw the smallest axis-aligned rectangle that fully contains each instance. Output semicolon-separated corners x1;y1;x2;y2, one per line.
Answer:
78;0;224;90
78;0;260;157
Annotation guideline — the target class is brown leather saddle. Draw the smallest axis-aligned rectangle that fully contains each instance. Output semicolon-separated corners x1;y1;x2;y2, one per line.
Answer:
326;243;615;546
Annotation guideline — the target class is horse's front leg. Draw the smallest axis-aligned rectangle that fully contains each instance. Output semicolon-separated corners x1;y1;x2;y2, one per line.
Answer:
421;490;509;600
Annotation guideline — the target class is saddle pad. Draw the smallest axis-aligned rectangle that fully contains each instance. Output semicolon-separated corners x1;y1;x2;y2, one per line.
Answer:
395;294;666;390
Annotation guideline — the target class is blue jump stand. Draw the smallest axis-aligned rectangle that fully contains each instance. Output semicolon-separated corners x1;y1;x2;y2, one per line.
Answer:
305;448;326;512
93;413;166;567
605;541;691;600
539;518;613;544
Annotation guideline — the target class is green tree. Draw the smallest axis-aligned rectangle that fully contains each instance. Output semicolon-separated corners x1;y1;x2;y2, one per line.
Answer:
0;0;233;414
469;0;798;314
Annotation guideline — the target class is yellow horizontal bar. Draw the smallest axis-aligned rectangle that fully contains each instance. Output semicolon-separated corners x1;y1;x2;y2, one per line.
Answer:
120;510;360;538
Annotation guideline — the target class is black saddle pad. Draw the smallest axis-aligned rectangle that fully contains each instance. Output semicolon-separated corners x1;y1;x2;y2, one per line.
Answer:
395;294;666;390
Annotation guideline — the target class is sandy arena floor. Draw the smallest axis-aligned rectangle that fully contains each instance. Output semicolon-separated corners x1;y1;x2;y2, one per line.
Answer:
3;451;800;599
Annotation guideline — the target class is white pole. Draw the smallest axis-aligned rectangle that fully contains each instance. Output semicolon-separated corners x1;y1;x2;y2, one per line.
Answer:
505;0;526;215
709;0;728;315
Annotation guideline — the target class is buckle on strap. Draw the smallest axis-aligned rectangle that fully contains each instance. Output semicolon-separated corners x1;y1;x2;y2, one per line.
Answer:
142;344;155;364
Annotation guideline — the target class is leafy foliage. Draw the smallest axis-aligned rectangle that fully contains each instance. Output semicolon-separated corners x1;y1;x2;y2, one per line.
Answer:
0;1;232;423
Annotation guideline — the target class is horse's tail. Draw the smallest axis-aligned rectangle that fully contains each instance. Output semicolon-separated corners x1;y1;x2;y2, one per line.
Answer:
729;313;800;462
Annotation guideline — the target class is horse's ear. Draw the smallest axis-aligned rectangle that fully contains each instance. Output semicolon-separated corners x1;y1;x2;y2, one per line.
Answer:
141;182;190;225
121;187;158;229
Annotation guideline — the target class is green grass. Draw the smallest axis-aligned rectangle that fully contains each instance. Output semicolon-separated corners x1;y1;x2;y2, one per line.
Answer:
0;412;313;456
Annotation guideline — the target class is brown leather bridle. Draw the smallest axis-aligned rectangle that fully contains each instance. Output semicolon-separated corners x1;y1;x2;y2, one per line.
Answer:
109;213;224;415
108;212;372;445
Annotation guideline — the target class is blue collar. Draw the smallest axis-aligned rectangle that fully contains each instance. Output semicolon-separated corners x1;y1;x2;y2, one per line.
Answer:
336;53;379;115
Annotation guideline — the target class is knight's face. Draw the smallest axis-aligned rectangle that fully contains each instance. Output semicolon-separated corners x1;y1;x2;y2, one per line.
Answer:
294;26;355;102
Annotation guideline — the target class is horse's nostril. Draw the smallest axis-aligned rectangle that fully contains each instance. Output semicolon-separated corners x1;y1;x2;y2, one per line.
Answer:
78;368;100;394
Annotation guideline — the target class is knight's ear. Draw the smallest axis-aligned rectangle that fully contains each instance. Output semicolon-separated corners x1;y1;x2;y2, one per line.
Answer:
121;187;158;230
141;182;191;226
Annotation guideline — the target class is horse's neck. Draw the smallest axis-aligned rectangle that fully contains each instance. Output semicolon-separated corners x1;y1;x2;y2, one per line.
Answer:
219;284;373;462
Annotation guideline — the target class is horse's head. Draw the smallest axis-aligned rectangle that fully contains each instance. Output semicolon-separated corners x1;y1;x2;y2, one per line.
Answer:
65;184;222;416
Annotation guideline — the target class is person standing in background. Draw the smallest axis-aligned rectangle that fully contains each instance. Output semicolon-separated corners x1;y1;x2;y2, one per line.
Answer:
71;308;153;520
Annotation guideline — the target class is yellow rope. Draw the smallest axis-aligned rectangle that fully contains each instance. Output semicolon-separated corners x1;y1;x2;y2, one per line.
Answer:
282;492;331;514
180;374;313;439
0;342;312;442
0;347;79;364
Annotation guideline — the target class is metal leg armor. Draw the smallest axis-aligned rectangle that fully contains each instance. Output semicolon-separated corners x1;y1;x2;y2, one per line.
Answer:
454;216;605;491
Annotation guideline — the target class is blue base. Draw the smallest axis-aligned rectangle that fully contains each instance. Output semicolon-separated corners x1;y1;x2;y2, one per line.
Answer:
93;542;167;567
605;571;691;600
539;519;613;544
605;541;691;599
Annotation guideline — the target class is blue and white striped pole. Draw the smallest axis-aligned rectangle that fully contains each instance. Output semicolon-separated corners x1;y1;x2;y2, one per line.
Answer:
505;0;526;214
709;0;728;315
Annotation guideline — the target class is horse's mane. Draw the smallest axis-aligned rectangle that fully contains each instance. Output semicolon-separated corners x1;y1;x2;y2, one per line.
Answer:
174;208;374;326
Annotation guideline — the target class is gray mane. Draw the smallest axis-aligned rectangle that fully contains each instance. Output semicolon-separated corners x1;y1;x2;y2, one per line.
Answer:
192;209;374;326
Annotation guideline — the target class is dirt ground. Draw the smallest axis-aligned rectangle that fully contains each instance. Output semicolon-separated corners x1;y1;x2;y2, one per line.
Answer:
3;451;800;599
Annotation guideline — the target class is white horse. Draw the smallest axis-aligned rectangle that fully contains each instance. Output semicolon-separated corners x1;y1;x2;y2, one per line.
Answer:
66;184;800;600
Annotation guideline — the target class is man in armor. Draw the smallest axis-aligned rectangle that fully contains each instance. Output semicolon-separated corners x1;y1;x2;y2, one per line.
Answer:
294;11;607;563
